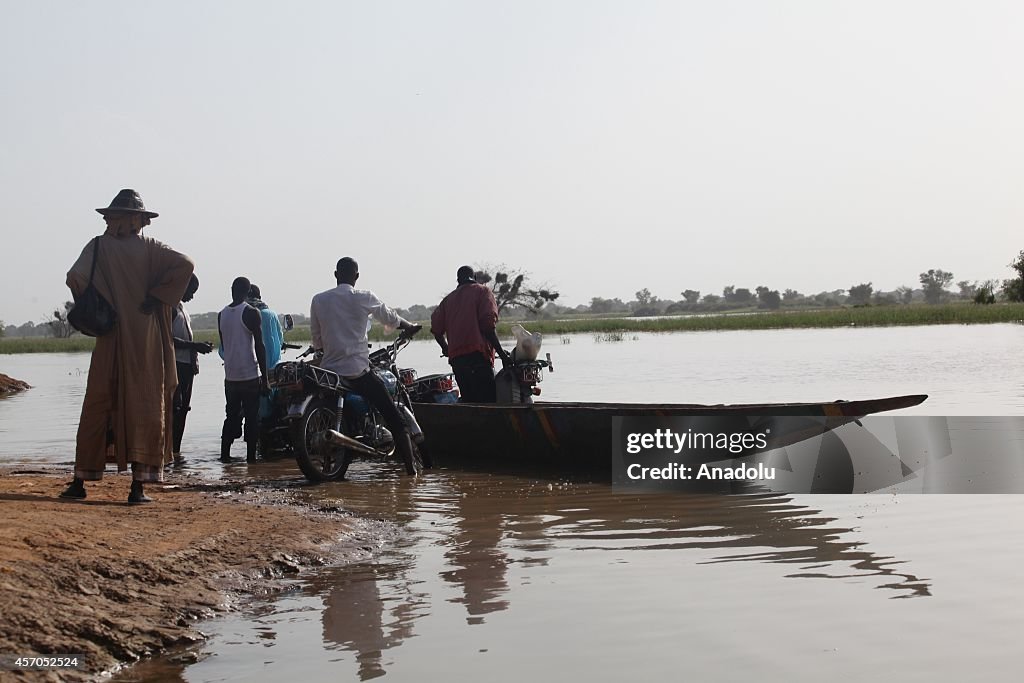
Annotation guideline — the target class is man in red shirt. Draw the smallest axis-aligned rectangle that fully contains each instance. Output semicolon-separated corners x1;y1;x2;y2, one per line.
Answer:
431;266;511;403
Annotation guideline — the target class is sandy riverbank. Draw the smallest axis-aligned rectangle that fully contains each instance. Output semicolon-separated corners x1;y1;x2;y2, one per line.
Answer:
0;468;391;681
0;373;30;394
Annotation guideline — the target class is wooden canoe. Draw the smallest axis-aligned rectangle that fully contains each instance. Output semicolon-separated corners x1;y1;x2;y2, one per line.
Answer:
413;394;927;472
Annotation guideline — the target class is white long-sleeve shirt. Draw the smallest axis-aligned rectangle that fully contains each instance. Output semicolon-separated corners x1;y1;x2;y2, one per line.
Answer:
310;283;408;378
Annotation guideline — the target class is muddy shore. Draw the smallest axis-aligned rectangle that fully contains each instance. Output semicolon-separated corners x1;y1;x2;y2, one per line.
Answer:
0;468;392;682
0;373;31;394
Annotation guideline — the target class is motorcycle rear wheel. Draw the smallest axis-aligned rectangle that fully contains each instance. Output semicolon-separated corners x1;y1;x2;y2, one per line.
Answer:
293;398;350;482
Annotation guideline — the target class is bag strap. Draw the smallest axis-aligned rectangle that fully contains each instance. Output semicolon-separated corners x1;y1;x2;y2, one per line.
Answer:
88;236;101;286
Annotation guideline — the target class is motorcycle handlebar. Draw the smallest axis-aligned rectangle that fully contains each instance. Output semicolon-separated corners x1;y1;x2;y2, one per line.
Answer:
398;324;422;342
295;327;417;363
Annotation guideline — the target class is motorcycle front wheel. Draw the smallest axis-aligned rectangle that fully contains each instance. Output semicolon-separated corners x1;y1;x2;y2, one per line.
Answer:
293;398;350;482
403;439;425;475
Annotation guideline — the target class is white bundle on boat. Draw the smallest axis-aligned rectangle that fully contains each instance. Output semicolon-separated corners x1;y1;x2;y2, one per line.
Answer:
511;324;542;361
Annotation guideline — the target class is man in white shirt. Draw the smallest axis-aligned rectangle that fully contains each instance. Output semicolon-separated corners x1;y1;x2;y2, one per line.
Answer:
310;257;422;475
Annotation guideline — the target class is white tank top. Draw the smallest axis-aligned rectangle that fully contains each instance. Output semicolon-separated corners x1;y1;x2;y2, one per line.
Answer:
220;304;259;381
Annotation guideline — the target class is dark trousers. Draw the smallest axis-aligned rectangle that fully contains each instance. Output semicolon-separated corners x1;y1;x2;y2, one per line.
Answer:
347;371;408;438
347;370;417;473
451;352;496;403
222;378;261;446
172;362;195;453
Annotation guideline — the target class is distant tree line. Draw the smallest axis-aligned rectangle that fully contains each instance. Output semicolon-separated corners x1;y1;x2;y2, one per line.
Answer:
3;301;77;338
6;254;1024;337
510;253;1022;320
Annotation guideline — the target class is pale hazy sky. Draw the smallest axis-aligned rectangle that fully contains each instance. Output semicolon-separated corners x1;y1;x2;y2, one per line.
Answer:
2;1;1022;324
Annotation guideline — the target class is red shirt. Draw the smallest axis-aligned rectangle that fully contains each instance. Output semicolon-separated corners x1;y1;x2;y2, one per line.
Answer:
430;282;499;362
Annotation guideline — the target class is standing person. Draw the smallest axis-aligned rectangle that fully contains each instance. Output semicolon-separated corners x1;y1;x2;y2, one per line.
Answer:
218;277;268;463
60;189;194;504
171;274;214;462
246;283;284;369
310;257;422;475
430;265;511;403
246;283;284;420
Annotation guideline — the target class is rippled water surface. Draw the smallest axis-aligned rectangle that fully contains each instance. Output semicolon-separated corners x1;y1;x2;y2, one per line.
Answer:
3;325;1024;466
116;467;1024;682
4;325;1024;680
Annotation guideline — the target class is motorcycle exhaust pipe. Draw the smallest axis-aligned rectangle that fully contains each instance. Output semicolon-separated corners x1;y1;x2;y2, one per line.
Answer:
314;429;390;458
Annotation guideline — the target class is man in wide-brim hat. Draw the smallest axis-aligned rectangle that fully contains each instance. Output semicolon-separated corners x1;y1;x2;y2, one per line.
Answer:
61;189;195;504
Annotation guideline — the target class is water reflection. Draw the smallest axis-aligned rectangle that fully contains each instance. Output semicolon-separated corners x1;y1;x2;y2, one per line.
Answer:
440;482;513;623
279;469;930;681
316;564;421;680
118;466;931;682
511;492;929;598
301;471;433;680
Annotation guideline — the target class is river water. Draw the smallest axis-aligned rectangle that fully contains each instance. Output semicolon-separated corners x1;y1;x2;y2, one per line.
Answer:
3;324;1024;681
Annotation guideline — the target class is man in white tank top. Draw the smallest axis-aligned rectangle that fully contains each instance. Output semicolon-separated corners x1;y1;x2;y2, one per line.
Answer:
218;276;268;462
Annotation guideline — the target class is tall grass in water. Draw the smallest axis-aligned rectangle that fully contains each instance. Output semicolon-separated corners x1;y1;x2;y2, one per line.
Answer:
0;337;98;354
496;303;1024;336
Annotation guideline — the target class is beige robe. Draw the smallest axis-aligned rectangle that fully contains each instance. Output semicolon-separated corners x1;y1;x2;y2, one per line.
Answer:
67;231;194;478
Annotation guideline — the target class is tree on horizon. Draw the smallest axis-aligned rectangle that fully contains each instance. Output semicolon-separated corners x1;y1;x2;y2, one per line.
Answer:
919;269;954;305
474;265;560;314
1003;251;1024;302
47;301;75;338
848;283;873;306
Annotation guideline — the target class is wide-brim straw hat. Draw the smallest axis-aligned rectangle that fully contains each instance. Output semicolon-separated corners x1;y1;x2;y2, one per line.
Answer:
96;189;159;218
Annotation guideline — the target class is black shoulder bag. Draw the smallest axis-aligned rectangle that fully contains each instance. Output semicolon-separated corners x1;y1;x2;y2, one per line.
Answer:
68;237;118;337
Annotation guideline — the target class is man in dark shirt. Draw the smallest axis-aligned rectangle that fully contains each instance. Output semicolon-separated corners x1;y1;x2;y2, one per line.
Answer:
430;266;510;403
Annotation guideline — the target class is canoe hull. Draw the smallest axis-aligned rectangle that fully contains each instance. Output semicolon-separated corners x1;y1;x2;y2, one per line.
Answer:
412;395;927;472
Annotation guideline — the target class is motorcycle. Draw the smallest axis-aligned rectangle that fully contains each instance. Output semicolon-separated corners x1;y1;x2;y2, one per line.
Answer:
494;324;553;404
265;326;428;482
400;368;460;404
494;350;554;404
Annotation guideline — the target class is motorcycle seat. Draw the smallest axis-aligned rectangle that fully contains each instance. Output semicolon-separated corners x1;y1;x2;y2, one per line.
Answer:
336;376;360;392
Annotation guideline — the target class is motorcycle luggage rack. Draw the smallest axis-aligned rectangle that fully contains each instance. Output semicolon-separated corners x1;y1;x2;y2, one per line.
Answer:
412;373;455;392
269;361;304;389
303;364;345;391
